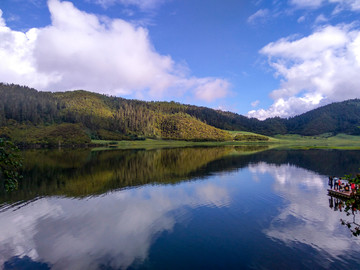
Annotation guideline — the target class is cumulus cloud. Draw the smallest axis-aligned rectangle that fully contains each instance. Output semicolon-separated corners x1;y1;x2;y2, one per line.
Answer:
0;0;229;102
248;24;360;119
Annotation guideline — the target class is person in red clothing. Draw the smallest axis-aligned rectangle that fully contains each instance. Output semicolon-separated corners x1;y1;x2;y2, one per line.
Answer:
338;178;342;191
351;183;356;194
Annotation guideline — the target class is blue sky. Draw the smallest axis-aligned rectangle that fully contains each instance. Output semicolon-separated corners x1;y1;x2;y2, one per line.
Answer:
0;0;360;119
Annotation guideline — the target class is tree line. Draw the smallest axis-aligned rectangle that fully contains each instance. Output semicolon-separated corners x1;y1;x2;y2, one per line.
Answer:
1;83;360;141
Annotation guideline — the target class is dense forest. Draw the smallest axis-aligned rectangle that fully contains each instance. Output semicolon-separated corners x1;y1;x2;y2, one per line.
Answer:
286;100;360;135
0;83;233;144
0;83;360;145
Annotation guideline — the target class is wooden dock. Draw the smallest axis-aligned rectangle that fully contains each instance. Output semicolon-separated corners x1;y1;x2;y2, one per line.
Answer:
328;189;354;199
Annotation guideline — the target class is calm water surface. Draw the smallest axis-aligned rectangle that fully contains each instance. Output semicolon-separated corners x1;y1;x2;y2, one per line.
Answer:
1;147;360;269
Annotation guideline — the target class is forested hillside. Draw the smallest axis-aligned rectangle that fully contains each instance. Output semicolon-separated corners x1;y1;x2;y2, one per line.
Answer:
286;99;360;135
0;83;232;144
1;83;360;145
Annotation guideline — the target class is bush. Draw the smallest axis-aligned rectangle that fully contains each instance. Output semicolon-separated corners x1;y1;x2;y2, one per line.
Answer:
233;134;269;142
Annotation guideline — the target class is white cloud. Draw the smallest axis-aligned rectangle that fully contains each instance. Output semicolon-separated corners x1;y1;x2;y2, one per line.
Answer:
297;15;306;23
92;0;166;10
0;181;229;268
249;163;360;255
314;14;328;24
290;0;325;9
251;100;260;107
247;9;269;24
329;0;360;11
194;78;230;102
0;0;229;102
0;10;4;27
248;24;360;119
290;0;360;12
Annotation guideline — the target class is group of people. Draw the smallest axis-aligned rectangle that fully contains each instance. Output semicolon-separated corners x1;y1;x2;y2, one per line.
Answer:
328;176;357;193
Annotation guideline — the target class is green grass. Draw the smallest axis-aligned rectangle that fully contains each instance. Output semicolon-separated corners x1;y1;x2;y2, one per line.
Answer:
92;132;360;150
91;138;277;151
0;123;91;146
227;130;278;142
3;120;360;150
273;133;360;149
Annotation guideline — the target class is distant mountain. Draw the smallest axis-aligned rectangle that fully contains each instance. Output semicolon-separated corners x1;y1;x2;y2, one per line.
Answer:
184;99;360;136
0;83;359;145
286;99;360;135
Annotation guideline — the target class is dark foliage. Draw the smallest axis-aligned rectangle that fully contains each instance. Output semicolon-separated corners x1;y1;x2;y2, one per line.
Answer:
1;83;360;140
234;134;269;141
0;138;22;191
286;99;360;135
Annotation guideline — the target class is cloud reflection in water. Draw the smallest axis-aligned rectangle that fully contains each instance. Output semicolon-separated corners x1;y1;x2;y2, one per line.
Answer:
249;162;360;258
0;181;230;269
2;159;360;269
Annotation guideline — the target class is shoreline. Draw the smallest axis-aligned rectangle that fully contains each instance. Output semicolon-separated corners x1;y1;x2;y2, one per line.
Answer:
10;134;360;151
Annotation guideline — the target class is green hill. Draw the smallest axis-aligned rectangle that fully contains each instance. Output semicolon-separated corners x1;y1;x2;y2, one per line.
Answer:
0;83;232;144
286;99;360;135
1;83;360;145
159;113;232;141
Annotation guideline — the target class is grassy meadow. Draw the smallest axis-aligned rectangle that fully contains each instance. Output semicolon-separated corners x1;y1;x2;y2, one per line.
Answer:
92;132;360;151
273;133;360;149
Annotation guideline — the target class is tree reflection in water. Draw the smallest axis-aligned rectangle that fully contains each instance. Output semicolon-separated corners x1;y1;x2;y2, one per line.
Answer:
328;195;360;237
2;147;360;269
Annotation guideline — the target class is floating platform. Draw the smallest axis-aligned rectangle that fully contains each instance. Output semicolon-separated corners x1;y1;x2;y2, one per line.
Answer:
328;189;354;199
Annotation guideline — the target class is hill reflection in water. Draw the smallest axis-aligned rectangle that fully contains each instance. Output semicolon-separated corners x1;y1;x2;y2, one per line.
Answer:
3;147;360;202
1;147;360;269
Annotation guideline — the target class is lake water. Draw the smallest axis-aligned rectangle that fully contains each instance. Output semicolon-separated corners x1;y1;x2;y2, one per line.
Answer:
1;147;360;269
